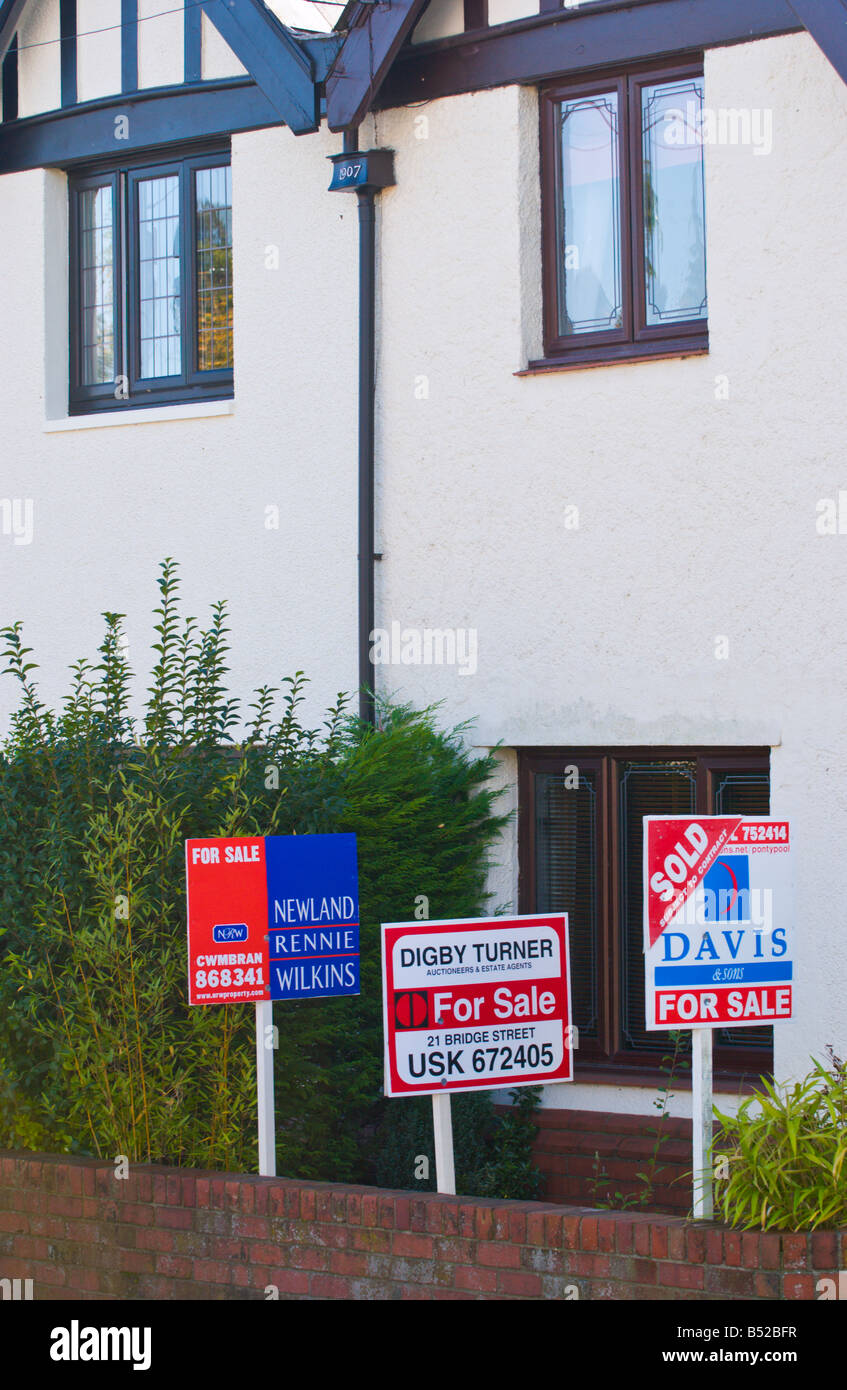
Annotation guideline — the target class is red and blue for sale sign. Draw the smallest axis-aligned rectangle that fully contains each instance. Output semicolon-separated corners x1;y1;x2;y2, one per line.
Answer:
185;834;359;1006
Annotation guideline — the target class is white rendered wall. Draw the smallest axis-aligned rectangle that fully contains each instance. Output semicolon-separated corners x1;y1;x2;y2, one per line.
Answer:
16;0;61;117
201;12;246;80
411;0;464;44
486;0;538;26
76;0;121;103
0;32;845;1117
137;0;183;88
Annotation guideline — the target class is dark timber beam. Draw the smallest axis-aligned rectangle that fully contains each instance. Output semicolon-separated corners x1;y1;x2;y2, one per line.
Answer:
0;78;281;175
326;0;431;131
200;0;319;132
376;0;804;108
185;0;203;84
121;0;138;92
787;0;847;83
59;0;77;107
301;32;344;83
1;35;17;121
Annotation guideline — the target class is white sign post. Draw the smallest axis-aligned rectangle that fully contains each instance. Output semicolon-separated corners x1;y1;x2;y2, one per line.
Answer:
691;1028;713;1220
643;815;794;1220
431;1093;456;1194
381;913;573;1196
255;999;276;1177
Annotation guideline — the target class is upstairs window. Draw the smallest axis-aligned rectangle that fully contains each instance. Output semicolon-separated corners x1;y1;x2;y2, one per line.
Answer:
69;147;233;413
539;63;708;368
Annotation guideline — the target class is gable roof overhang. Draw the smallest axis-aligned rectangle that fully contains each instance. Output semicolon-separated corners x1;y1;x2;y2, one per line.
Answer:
786;0;847;83
2;0;847;171
198;0;319;131
376;0;807;110
0;0;335;135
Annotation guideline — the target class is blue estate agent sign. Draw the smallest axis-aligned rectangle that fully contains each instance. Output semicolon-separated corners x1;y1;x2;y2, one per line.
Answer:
265;833;360;1001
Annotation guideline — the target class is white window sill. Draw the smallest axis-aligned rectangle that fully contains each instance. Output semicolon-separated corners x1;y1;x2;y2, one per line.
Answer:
44;400;234;432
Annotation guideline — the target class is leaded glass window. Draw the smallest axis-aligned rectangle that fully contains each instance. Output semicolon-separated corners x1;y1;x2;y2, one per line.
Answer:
557;93;622;336
138;175;181;380
196;166;234;373
69;148;233;414
641;77;707;327
79;184;115;386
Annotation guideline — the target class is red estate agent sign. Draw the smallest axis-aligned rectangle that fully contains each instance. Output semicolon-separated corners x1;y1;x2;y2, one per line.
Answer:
643;816;794;1030
186;839;268;1005
186;833;359;1006
381;913;573;1097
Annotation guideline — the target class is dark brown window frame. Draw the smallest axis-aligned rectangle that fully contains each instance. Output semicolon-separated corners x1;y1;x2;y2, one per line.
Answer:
518;747;772;1090
536;57;709;372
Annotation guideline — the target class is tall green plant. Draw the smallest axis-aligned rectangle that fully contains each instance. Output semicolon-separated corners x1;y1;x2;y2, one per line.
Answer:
712;1046;847;1230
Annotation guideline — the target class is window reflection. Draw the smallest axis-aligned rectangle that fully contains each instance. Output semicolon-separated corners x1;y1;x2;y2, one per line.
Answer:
80;185;115;385
557;93;622;336
641;78;707;327
138;175;181;379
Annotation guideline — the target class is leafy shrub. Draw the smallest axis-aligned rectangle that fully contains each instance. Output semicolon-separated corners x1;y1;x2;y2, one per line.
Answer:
0;559;528;1196
712;1047;847;1230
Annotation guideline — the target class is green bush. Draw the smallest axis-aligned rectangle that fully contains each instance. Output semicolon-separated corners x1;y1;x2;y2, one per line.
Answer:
373;1086;543;1201
712;1047;847;1230
0;559;530;1196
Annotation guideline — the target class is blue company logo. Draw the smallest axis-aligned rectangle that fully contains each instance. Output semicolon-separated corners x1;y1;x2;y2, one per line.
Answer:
213;923;249;944
702;856;750;921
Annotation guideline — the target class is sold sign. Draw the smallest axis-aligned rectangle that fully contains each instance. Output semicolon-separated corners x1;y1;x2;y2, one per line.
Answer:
643;816;794;1030
646;817;742;947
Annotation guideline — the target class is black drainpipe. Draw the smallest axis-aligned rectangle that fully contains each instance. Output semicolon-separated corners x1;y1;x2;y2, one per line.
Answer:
329;134;395;727
350;128;377;727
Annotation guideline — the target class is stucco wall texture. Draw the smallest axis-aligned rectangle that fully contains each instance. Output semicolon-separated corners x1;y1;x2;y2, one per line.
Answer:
0;32;845;1113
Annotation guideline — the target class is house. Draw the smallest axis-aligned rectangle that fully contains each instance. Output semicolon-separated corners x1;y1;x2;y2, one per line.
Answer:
1;0;846;1206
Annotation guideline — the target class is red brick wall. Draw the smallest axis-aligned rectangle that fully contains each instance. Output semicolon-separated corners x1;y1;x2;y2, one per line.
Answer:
0;1153;843;1301
531;1108;693;1212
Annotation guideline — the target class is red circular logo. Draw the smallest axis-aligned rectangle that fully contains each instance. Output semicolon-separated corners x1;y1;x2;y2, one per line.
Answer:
394;990;428;1029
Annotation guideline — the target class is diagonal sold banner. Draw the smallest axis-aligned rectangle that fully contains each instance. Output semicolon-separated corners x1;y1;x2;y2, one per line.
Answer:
646;817;742;948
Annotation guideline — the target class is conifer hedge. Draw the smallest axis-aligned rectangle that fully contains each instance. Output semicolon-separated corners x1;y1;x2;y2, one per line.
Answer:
0;561;540;1196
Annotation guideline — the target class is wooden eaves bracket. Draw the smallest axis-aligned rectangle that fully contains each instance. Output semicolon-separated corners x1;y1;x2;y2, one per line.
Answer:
200;0;321;133
325;0;431;132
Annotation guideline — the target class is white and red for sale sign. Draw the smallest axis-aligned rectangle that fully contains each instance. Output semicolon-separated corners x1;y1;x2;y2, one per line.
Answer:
643;817;794;1030
381;914;573;1096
